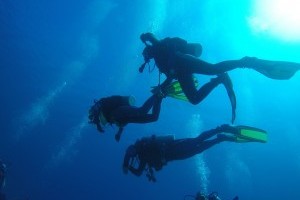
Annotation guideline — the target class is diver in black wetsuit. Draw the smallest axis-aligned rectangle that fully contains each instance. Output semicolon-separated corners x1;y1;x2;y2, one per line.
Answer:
140;33;237;122
0;160;6;200
88;93;164;142
139;32;300;123
122;124;261;182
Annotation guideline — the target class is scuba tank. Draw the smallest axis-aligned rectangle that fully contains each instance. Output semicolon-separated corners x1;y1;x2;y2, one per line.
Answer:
89;95;135;126
154;135;175;143
101;95;135;108
100;95;135;122
185;43;202;57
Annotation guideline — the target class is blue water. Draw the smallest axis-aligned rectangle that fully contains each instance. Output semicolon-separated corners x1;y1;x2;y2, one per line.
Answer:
1;0;300;199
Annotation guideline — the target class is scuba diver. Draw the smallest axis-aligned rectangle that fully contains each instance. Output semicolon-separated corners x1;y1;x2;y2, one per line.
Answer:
139;32;300;123
123;124;267;182
0;160;6;200
88;93;165;142
184;191;239;200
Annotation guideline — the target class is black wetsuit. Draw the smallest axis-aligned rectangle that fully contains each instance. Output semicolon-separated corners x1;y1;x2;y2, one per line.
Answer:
142;33;300;105
109;94;162;126
145;36;243;105
123;126;233;181
99;95;163;141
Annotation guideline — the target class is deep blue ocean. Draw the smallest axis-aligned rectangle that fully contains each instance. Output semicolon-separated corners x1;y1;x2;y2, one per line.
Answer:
1;0;300;199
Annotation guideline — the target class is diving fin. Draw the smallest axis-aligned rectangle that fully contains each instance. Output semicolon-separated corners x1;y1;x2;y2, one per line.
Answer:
165;77;198;95
219;73;236;124
151;77;198;102
220;124;267;143
236;125;268;143
244;57;300;80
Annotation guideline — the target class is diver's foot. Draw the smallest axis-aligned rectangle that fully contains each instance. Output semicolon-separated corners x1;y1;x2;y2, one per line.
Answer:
218;124;239;135
241;56;258;68
217;133;236;142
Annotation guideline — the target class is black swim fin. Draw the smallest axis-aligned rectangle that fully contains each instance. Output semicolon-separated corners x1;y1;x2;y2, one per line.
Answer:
219;73;236;124
244;57;300;80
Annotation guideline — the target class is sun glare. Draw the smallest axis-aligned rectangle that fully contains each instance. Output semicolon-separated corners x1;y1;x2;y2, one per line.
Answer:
249;0;300;42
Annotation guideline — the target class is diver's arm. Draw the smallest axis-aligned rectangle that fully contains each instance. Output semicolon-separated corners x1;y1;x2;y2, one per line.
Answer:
150;76;173;96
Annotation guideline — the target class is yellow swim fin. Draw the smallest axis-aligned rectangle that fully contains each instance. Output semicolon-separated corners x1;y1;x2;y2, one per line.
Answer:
236;125;268;143
151;77;198;102
219;124;267;143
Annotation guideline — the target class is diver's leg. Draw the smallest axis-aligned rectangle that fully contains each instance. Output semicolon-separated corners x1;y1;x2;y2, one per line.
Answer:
165;137;231;161
195;126;223;141
192;136;235;154
174;53;281;75
178;54;300;79
177;72;223;105
174;53;245;75
165;126;229;161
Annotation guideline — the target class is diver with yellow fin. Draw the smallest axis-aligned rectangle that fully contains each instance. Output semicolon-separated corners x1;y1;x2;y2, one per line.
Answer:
123;124;267;182
140;33;300;124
